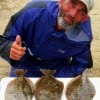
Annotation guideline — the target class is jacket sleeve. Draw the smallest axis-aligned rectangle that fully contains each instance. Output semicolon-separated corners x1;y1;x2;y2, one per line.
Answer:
0;1;48;65
0;35;13;63
0;9;31;67
0;8;27;64
70;44;93;75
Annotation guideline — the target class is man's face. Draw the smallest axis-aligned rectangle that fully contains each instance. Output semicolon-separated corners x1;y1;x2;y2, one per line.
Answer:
58;0;88;26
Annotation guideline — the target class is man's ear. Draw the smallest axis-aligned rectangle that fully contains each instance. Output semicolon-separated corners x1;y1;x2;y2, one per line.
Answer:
81;15;89;22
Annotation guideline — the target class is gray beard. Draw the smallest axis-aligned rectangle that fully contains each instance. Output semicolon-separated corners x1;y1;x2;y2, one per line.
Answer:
57;13;76;30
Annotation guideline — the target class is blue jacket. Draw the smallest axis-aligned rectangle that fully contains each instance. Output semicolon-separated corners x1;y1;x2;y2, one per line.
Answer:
0;1;93;77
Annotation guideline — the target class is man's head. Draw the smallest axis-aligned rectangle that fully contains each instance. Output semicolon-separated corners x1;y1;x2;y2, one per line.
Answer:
58;0;94;30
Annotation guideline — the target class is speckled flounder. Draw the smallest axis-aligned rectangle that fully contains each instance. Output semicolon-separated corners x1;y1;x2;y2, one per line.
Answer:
5;69;34;100
34;69;64;100
66;69;96;100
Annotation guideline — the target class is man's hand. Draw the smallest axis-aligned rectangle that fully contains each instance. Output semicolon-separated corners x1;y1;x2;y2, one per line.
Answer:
10;35;26;61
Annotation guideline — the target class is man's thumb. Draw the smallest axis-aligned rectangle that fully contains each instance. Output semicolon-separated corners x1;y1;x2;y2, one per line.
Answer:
15;35;22;45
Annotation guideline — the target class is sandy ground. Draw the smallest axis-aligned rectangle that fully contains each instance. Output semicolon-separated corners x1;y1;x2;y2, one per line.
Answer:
0;0;100;80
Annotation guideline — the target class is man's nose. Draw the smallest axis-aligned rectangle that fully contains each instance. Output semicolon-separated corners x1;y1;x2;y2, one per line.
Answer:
70;9;77;18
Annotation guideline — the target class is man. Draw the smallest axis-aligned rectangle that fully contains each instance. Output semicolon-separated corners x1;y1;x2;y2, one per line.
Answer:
0;0;94;77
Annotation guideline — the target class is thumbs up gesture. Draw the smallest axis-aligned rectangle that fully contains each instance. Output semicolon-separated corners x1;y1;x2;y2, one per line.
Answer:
10;35;26;61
